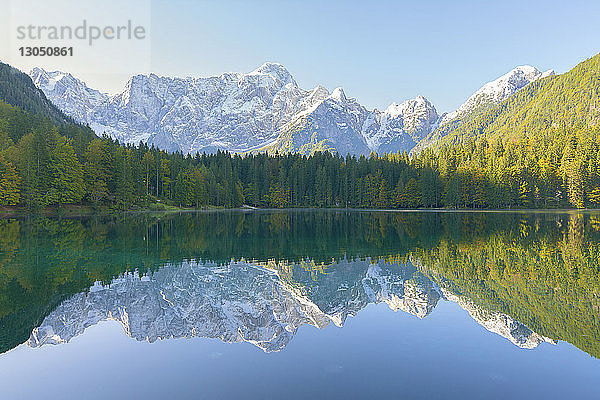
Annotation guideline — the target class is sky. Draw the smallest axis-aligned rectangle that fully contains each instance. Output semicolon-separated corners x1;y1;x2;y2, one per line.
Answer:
2;0;600;113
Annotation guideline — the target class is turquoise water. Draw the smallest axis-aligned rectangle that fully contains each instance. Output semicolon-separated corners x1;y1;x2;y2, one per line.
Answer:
0;210;599;398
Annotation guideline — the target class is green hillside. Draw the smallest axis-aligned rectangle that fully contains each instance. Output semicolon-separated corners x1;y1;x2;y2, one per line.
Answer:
415;53;600;209
0;63;96;152
433;53;600;146
0;62;72;126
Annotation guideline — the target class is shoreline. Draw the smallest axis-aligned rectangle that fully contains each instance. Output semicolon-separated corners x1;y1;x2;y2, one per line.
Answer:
1;205;598;218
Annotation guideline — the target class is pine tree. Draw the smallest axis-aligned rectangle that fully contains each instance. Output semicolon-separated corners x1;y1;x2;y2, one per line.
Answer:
0;153;20;205
375;179;390;209
84;139;112;205
142;151;155;199
402;178;421;208
48;135;85;205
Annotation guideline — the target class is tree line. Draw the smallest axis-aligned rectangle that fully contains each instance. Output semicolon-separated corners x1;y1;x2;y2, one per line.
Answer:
1;98;599;210
0;117;599;210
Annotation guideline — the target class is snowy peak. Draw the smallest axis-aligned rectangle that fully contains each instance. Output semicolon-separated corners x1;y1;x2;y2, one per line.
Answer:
29;67;106;101
481;65;542;100
268;91;442;157
29;67;108;124
30;63;436;156
329;87;347;102
358;95;441;155
384;95;439;133
29;63;312;152
29;67;54;88
385;94;431;115
442;64;548;124
307;85;330;104
28;61;555;156
410;63;555;155
541;69;556;79
504;65;541;81
249;62;295;84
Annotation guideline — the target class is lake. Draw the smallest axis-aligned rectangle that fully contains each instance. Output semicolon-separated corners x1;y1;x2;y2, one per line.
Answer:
0;210;599;399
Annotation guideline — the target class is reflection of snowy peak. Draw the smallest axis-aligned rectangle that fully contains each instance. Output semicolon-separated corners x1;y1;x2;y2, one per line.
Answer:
27;258;439;352
441;289;556;349
363;262;440;319
28;261;329;352
409;255;554;349
27;257;553;352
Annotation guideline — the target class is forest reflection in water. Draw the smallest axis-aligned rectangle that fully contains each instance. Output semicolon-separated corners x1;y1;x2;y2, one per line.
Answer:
0;210;599;358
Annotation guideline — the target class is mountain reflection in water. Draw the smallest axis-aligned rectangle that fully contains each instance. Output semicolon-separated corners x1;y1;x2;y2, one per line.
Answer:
27;257;553;352
1;210;599;358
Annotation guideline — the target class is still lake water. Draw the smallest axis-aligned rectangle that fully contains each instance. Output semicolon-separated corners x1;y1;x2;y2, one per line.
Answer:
0;210;599;399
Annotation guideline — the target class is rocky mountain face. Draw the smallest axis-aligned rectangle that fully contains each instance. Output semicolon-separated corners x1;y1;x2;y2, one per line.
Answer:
27;257;552;352
441;66;554;125
260;90;442;156
413;65;555;153
366;95;442;154
29;64;443;155
29;62;553;156
29;68;107;124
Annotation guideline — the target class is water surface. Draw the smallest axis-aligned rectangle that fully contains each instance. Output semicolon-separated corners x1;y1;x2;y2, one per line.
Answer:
0;211;599;398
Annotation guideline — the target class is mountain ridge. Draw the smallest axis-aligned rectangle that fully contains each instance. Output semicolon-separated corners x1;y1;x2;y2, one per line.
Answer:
425;53;599;150
28;63;449;155
28;61;553;156
412;65;555;154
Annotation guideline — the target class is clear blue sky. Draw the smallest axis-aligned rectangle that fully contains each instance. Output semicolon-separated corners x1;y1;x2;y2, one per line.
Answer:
149;0;600;112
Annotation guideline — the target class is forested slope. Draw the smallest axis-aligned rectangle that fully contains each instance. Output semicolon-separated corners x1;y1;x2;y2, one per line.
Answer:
415;54;600;208
433;53;600;147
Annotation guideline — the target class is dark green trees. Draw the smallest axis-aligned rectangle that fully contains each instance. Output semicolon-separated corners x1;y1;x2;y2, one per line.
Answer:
0;153;19;205
1;126;599;211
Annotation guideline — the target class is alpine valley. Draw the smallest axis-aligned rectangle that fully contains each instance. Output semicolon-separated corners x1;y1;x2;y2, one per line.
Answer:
28;62;554;156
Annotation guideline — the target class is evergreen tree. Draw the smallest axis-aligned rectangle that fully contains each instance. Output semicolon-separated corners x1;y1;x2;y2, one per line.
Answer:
0;153;20;205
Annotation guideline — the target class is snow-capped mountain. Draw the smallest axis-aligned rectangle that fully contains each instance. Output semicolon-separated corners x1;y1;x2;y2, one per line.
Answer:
29;64;441;155
412;65;555;153
261;87;373;156
441;65;554;124
29;63;553;156
32;63;314;153
29;68;108;123
441;289;556;349
365;95;442;154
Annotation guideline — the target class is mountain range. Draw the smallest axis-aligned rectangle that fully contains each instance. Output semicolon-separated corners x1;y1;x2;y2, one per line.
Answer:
28;63;554;156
